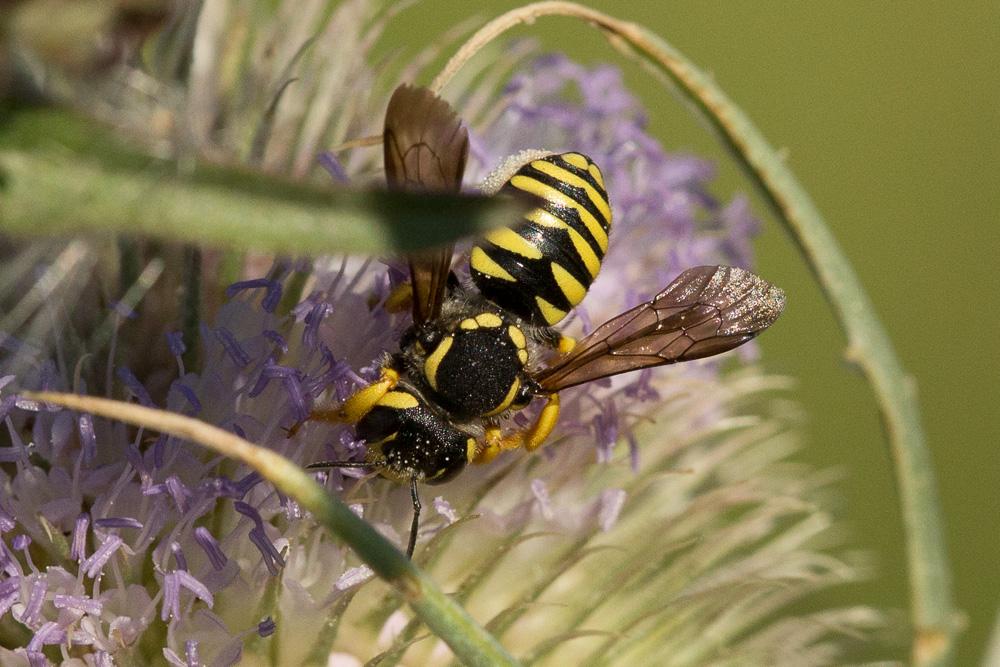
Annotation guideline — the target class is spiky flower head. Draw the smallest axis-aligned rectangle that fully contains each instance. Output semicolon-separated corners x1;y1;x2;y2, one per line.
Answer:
1;2;877;665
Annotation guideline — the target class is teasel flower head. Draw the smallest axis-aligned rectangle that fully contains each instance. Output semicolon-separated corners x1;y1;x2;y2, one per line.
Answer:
1;1;879;664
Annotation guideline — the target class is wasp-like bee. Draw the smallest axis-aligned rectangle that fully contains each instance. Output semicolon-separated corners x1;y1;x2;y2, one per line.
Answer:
302;85;786;557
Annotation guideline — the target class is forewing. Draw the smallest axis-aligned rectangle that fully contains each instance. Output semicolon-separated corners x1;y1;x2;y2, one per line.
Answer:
383;84;469;322
536;266;786;391
406;248;453;324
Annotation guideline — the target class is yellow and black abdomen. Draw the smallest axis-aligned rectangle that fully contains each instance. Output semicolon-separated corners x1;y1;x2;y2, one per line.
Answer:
470;152;611;327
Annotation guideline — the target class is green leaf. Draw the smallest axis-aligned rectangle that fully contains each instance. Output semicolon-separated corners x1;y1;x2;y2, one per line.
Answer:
0;108;530;255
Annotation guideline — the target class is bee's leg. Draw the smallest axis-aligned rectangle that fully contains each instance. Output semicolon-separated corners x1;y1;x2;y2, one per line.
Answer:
337;367;401;424
382;282;413;313
472;393;561;463
556;335;576;354
407;476;421;559
472;426;505;464
287;368;401;438
508;393;561;451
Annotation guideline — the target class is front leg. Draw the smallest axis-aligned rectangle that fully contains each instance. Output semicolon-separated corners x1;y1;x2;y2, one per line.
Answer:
336;367;401;424
287;367;400;437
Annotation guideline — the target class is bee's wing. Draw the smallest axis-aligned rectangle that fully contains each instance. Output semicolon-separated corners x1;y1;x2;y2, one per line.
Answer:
536;266;785;392
383;84;469;323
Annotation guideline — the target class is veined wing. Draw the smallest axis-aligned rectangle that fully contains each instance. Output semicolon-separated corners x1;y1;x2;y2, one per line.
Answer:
536;265;785;391
383;84;469;323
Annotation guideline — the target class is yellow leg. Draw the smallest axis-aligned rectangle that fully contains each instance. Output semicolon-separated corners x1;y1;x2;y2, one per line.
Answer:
337;367;400;424
557;335;576;354
472;426;505;465
470;393;562;461
382;282;413;313
287;367;399;438
510;393;561;451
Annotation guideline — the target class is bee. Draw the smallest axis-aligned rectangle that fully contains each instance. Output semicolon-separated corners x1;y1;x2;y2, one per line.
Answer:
301;84;786;557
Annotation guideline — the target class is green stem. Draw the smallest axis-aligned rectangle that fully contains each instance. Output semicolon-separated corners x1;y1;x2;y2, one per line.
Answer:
434;3;953;664
23;391;519;667
0;109;531;256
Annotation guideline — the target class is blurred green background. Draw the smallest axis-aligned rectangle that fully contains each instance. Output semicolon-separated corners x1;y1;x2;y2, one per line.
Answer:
400;1;997;663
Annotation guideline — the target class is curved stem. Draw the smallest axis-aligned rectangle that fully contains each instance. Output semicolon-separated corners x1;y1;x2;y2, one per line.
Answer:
433;3;954;664
0;110;531;256
23;391;519;667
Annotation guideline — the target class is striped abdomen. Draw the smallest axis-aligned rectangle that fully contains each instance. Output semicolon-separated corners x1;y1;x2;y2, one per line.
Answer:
470;152;611;327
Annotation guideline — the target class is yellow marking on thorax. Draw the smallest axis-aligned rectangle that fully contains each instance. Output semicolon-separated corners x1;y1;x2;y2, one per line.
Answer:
531;159;612;224
561;152;590;169
475;312;503;327
461;313;502;331
518;349;529;365
507;325;526;349
485;227;542;259
423;336;453;390
465;437;477;463
535;295;567;325
471;247;516;281
511;175;609;252
377;391;420;410
483;376;521;417
551;262;588;306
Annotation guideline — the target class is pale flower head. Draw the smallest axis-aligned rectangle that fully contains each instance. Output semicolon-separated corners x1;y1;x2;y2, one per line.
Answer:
0;2;878;665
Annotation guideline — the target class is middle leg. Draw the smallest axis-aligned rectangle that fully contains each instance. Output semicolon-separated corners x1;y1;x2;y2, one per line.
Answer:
471;393;561;464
